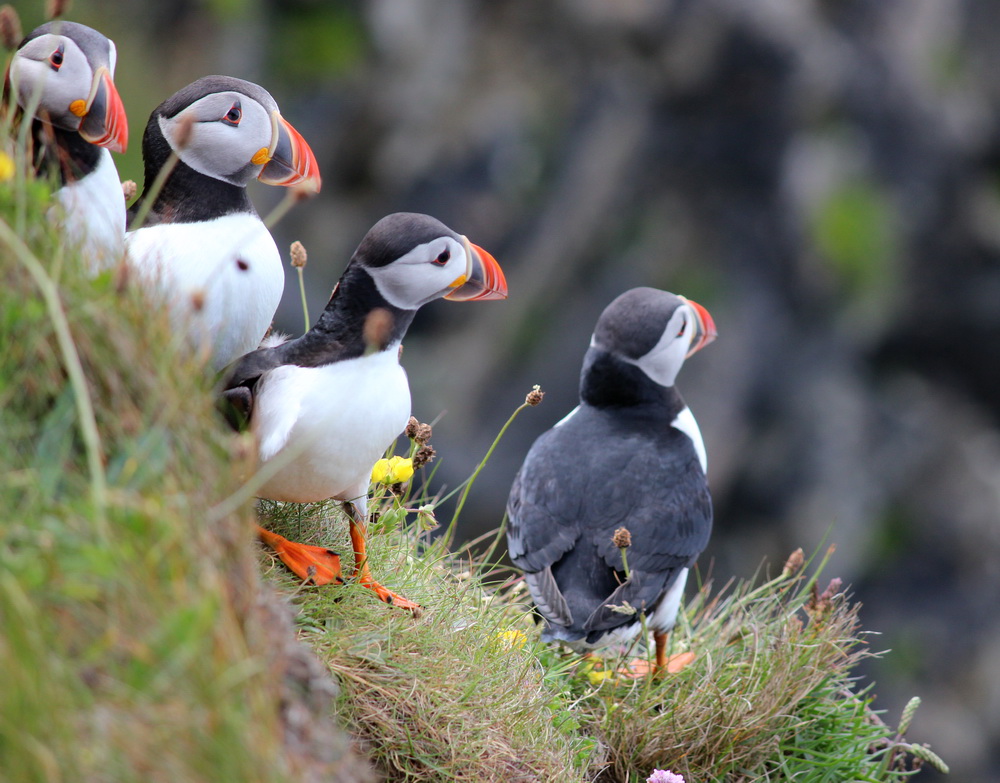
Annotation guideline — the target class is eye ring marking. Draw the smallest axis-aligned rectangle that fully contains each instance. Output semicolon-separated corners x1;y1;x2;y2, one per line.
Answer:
432;249;450;266
49;44;65;71
222;102;242;127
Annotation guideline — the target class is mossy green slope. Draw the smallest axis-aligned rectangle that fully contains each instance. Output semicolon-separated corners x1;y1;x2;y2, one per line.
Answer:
0;163;370;782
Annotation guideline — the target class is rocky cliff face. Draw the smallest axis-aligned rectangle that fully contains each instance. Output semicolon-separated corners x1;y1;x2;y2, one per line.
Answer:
81;0;1000;778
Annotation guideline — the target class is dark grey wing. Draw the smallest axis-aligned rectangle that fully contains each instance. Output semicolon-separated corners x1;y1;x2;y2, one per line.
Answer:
507;422;590;628
216;346;286;431
581;427;712;633
507;425;584;573
216;325;359;432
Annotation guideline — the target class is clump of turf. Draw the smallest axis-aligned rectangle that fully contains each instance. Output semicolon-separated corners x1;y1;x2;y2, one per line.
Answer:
258;459;945;783
0;142;370;780
522;546;947;782
258;493;595;782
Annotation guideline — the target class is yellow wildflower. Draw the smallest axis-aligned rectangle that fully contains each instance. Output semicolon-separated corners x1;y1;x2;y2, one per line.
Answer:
0;151;15;182
586;668;614;686
496;630;527;650
371;455;414;485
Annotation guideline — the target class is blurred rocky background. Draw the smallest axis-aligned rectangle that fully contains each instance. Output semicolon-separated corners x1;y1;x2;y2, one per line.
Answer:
12;0;999;779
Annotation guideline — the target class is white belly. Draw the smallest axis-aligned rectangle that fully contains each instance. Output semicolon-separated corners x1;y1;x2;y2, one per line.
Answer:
53;149;126;269
252;348;412;503
125;213;284;370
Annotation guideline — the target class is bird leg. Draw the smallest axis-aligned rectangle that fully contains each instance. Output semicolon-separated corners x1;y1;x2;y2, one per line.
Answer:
256;525;344;585
619;631;696;677
343;498;422;615
654;630;668;671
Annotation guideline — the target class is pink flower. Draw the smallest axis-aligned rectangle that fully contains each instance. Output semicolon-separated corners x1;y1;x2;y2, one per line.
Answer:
647;771;685;783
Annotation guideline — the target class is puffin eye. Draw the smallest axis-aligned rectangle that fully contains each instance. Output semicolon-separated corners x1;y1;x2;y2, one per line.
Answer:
222;102;242;126
677;321;687;338
49;45;64;70
432;249;450;266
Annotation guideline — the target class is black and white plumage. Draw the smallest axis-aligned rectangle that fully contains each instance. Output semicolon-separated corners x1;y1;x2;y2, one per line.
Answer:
9;21;129;265
125;75;321;371
220;212;507;609
507;287;717;671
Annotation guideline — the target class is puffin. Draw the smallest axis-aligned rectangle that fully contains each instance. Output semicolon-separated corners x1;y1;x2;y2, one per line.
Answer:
8;20;129;265
125;75;321;371
506;287;717;673
220;212;508;611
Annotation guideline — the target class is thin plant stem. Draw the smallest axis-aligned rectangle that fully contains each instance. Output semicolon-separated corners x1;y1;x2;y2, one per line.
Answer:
0;217;108;528
443;398;531;549
262;189;297;230
128;151;180;232
618;544;651;671
296;266;310;332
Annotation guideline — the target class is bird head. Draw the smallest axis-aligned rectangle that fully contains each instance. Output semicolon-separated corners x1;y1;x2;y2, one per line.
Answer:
152;75;320;192
356;212;508;310
10;21;128;153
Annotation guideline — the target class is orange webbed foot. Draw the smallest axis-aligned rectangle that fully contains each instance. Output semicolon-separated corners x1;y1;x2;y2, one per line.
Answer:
617;651;696;678
257;525;343;586
356;574;422;616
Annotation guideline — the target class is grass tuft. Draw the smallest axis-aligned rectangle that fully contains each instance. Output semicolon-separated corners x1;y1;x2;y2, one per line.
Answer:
257;444;942;783
0;128;370;782
258;493;592;782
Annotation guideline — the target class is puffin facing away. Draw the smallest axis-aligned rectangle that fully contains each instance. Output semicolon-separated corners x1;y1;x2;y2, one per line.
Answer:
125;75;321;370
506;287;717;673
221;213;508;611
8;21;129;265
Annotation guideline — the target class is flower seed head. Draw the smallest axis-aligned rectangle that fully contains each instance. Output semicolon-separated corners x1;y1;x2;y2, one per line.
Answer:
412;444;436;470
612;527;632;549
0;5;23;50
292;183;314;202
525;384;544;406
909;744;949;774
173;112;196;150
404;416;433;444
363;308;394;352
290;240;307;269
899;696;921;735
782;547;804;578
190;289;206;311
818;577;842;604
46;0;71;20
121;180;137;201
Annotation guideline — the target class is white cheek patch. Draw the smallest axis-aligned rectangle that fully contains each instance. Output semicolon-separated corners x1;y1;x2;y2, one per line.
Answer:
369;237;466;310
671;406;707;474
161;94;272;185
595;306;694;389
14;36;91;121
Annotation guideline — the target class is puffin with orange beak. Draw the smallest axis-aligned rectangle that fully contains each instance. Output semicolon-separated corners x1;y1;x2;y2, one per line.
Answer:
8;21;129;265
125;75;321;370
507;288;716;675
220;212;507;611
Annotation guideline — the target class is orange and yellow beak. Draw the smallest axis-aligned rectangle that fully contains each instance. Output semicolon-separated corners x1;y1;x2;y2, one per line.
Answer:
75;66;128;153
680;296;717;357
258;112;322;193
445;239;508;301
